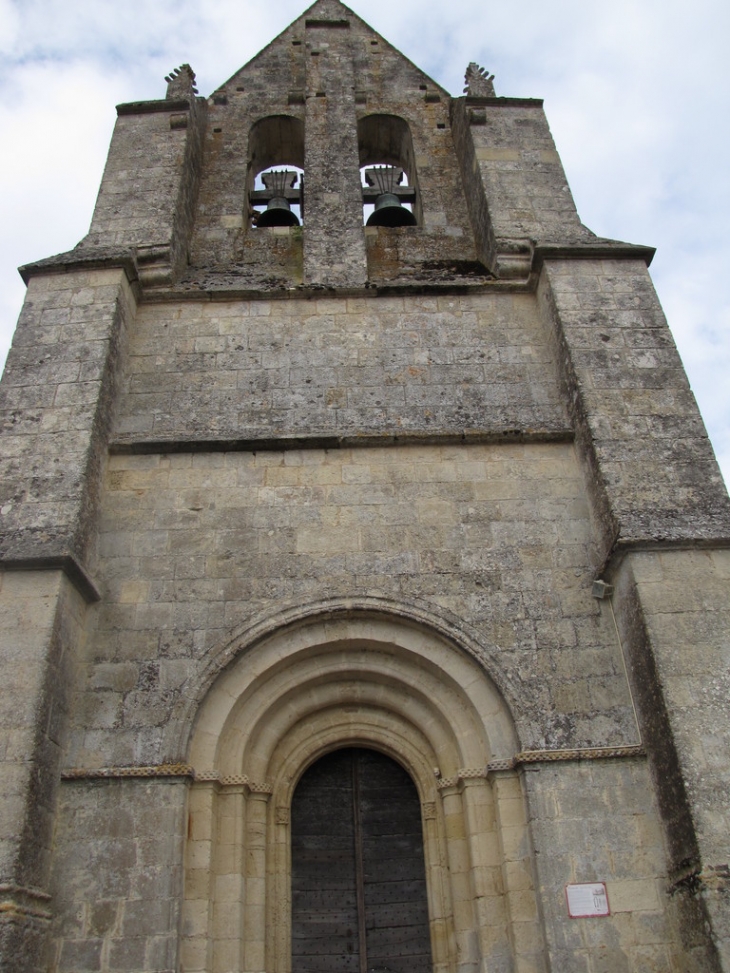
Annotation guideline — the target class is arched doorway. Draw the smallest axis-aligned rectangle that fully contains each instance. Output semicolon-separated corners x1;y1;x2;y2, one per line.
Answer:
292;748;432;973
180;609;545;973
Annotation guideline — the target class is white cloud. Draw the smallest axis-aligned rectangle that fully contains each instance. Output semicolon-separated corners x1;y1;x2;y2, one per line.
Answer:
1;0;728;484
0;0;20;53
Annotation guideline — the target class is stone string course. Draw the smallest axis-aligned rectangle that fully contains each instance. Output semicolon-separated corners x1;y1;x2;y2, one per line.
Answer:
58;744;646;787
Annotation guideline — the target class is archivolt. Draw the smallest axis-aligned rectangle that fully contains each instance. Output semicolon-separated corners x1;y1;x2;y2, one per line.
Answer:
167;594;523;761
188;613;518;781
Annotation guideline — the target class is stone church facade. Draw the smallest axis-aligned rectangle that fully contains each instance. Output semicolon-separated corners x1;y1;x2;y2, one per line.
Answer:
1;1;730;970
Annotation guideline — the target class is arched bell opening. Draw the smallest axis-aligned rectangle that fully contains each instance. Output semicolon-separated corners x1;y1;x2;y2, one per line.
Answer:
358;114;421;227
248;115;305;227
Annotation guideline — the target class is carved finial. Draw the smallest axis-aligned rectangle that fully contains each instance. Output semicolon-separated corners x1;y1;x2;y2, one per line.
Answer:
464;63;495;97
165;64;198;100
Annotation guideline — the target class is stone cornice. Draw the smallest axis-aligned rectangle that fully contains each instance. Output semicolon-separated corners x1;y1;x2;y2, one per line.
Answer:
597;536;730;584
61;765;272;793
61;748;646;790
116;97;199;116
0;554;100;603
460;96;545;109
18;247;139;286
109;427;574;456
534;241;656;267
0;883;52;922
62;764;194;781
436;746;646;787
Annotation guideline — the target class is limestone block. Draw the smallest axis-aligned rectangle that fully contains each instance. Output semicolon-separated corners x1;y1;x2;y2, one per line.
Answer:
606;879;661;914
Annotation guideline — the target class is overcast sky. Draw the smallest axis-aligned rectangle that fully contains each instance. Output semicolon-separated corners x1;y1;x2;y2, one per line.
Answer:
1;0;728;485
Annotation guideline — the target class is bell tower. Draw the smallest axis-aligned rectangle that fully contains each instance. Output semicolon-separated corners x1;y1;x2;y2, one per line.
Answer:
2;2;730;971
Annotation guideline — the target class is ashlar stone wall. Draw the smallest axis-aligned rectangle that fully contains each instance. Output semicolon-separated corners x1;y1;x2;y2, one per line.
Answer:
71;439;636;770
113;293;568;446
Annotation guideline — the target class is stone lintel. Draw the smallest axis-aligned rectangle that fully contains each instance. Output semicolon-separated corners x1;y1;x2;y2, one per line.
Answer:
250;188;302;203
361;186;416;202
0;555;100;604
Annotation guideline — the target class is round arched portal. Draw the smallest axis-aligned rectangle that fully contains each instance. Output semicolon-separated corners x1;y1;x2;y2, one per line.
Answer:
180;613;544;973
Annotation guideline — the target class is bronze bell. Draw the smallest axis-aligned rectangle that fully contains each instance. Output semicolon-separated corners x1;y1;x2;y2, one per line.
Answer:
256;197;300;227
366;192;417;227
363;165;417;227
254;169;301;227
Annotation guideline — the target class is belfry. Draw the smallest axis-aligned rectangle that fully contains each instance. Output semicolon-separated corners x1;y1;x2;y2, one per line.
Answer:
1;2;730;971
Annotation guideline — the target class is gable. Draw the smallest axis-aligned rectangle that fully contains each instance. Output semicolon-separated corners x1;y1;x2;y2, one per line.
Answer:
210;0;449;102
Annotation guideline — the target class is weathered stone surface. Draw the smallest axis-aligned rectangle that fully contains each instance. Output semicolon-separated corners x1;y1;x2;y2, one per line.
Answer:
0;269;135;567
611;550;730;969
84;93;206;282
68;441;635;770
525;760;689;971
0;570;86;973
49;779;186;973
1;1;729;970
539;259;730;553
113;292;569;445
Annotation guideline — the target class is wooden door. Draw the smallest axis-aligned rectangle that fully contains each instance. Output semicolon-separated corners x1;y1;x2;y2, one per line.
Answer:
291;748;433;973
